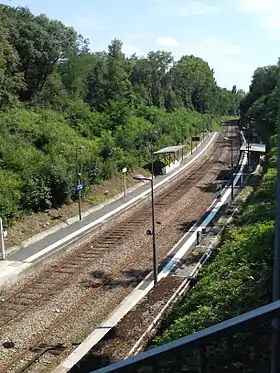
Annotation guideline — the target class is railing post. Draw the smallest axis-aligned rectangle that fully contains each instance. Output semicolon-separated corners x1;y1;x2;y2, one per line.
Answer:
271;66;280;373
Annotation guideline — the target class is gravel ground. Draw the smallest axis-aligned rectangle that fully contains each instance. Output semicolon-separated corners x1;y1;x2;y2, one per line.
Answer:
70;276;184;372
0;127;239;373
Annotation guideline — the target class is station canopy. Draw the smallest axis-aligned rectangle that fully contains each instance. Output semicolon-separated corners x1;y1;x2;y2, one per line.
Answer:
240;143;266;153
153;145;186;155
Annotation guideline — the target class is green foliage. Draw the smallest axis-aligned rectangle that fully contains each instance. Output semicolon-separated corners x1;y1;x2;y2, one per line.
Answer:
0;5;82;101
0;108;100;219
153;220;273;344
0;5;238;225
57;52;94;100
83;42;241;116
66;99;102;137
240;61;280;147
0;170;22;223
0;8;25;109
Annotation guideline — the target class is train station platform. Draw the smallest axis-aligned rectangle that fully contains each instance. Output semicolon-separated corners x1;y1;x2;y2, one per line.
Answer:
0;132;218;289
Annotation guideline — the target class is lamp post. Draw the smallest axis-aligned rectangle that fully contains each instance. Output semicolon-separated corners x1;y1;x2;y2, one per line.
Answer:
76;145;85;221
224;137;234;201
133;173;158;286
150;145;155;179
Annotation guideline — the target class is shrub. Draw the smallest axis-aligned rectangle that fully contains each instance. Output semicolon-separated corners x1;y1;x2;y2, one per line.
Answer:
0;170;22;223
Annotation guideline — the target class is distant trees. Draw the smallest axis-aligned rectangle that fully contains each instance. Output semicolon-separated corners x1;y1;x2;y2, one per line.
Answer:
0;3;242;115
83;43;241;116
0;4;241;223
240;61;279;142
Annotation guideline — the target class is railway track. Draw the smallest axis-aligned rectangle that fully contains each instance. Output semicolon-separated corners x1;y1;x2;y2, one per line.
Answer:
0;126;240;373
0;132;228;328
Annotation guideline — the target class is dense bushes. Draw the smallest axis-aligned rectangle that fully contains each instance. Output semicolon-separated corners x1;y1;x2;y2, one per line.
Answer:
0;105;223;224
0;170;22;221
0;108;98;222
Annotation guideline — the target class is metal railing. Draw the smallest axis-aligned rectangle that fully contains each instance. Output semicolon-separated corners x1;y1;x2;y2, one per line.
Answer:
91;301;280;373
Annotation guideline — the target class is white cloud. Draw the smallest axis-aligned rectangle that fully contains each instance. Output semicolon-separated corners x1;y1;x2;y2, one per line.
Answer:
126;33;147;40
238;0;280;37
122;43;141;56
199;37;241;55
182;36;241;57
156;0;222;17
66;15;105;33
157;36;180;47
239;0;277;13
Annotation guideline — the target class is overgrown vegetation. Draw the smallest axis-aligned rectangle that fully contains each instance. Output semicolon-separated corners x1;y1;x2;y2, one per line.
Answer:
0;4;242;225
150;62;280;372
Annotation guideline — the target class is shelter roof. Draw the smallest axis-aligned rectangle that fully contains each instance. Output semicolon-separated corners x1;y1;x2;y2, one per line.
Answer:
240;143;266;153
153;145;186;155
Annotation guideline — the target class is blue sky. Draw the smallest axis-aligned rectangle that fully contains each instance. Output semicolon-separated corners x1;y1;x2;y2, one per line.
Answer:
1;0;280;91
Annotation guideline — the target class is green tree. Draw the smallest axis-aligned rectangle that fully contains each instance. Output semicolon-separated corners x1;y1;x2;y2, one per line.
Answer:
1;5;82;101
171;55;217;113
85;40;132;110
0;9;25;109
58;52;96;99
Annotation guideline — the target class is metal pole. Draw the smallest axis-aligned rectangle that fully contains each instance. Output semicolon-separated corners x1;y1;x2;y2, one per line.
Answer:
151;146;154;179
231;140;234;201
75;148;78;181
247;125;250;174
76;149;82;221
151;176;158;286
123;172;127;197
0;218;5;260
76;146;85;221
271;64;280;373
181;126;184;161
190;128;193;155
78;173;82;221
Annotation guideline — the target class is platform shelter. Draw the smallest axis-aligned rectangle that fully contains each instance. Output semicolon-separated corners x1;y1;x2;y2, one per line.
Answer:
240;142;266;178
153;145;186;175
240;143;266;153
